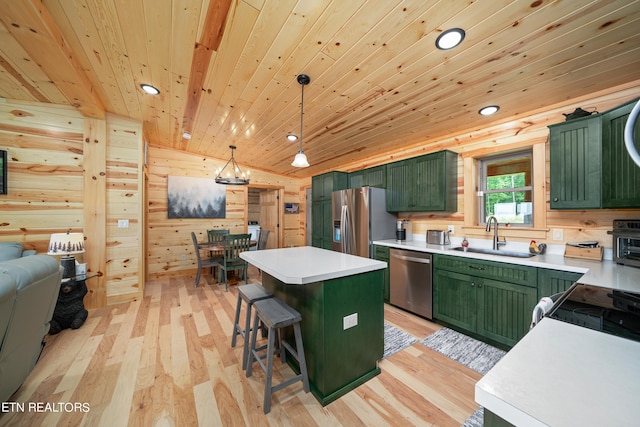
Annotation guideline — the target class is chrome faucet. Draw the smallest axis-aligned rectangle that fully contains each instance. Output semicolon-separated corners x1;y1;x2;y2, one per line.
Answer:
486;216;506;250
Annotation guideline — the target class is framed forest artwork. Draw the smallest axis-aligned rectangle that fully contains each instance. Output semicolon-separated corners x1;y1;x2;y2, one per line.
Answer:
167;176;226;218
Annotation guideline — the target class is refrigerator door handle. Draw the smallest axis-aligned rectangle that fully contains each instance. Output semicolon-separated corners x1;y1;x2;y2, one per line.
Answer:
340;205;348;253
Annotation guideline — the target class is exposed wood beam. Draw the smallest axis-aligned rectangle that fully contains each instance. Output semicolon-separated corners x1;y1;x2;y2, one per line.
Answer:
182;0;233;135
0;0;105;118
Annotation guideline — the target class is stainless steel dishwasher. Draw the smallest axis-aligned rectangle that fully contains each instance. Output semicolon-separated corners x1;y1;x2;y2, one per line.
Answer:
389;248;433;319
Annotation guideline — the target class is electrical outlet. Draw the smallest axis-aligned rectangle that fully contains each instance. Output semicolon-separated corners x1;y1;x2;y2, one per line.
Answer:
343;313;358;330
117;219;129;228
180;254;187;261
551;228;564;241
447;225;455;234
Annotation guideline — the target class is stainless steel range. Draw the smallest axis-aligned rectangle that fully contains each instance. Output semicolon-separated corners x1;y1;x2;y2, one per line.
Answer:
547;283;640;343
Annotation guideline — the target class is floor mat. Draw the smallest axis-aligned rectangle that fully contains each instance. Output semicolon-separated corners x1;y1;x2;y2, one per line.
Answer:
383;322;418;359
420;327;506;375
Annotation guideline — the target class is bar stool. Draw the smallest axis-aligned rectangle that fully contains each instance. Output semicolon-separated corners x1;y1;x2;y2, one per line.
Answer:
246;297;310;414
231;284;273;370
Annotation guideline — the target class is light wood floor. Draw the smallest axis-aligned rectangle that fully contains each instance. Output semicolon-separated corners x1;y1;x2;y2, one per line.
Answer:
0;267;482;427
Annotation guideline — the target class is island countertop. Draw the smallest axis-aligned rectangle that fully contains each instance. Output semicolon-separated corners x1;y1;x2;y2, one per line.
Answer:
240;246;386;285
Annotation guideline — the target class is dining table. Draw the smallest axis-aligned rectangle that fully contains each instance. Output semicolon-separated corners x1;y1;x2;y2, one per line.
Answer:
197;240;257;251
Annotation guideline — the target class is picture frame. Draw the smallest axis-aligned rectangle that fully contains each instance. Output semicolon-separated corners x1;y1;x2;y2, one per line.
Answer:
284;202;299;214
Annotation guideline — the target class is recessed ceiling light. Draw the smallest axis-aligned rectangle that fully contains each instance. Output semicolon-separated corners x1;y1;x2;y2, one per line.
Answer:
182;132;191;139
140;84;160;95
287;134;298;141
435;28;466;50
479;105;500;116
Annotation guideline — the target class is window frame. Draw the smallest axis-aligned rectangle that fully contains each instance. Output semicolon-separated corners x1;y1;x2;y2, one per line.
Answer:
478;149;534;227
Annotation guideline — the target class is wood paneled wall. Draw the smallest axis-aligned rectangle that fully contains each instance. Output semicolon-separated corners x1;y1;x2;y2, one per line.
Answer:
335;81;640;249
0;100;144;308
146;145;304;279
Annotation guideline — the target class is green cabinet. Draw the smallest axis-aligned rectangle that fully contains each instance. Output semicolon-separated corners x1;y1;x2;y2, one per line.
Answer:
537;268;582;299
311;172;348;249
433;254;537;347
548;97;640;209
386;150;457;212
602;98;640;208
548;114;602;209
348;164;387;189
373;245;390;302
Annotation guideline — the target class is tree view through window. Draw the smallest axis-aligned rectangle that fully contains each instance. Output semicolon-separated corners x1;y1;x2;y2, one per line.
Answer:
480;151;533;226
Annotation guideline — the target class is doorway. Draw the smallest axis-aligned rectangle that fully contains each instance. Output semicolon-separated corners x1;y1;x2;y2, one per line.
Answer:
248;186;281;249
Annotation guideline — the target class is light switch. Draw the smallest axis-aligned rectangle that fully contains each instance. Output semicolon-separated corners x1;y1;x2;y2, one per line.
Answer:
117;219;129;228
551;228;563;241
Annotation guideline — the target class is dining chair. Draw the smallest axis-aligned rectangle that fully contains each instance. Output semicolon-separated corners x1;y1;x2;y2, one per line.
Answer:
218;233;251;291
191;232;221;287
257;229;270;250
207;229;229;275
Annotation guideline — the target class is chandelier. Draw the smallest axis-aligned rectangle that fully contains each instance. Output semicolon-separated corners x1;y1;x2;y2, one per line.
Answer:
215;145;250;185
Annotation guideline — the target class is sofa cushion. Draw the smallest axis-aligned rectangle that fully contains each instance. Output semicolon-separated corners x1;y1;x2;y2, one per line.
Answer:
0;243;24;262
21;250;37;257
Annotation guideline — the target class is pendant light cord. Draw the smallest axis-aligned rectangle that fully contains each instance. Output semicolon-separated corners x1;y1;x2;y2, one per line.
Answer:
299;82;305;152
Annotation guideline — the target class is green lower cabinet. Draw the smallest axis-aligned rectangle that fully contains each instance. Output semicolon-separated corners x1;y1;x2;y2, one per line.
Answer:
433;269;476;332
476;277;537;346
537;268;583;299
311;199;334;250
434;256;538;347
373;245;390;302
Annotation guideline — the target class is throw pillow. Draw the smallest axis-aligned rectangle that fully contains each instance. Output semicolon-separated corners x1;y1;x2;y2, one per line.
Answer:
0;242;24;262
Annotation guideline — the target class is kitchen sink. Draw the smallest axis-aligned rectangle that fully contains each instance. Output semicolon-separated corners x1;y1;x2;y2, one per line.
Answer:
452;247;536;258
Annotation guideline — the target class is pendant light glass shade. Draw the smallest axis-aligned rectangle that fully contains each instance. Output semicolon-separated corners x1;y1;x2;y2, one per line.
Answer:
291;74;311;168
291;151;309;167
215;145;250;185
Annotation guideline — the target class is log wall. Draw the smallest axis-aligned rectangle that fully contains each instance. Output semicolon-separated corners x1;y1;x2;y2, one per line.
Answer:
0;99;143;308
146;145;305;279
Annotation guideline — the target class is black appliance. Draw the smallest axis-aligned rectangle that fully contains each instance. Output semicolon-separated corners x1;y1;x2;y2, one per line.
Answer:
611;219;640;268
547;283;640;343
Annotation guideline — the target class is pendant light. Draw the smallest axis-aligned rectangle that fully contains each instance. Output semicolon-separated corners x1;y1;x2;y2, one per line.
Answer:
291;74;310;168
215;145;250;185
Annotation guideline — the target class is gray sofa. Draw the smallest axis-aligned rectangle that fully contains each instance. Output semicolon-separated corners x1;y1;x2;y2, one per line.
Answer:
0;242;62;402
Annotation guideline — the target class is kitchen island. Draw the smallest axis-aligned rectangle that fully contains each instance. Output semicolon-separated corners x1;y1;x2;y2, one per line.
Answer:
240;246;387;405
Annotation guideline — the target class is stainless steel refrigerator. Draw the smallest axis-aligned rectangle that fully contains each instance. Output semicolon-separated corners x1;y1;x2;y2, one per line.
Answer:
331;187;396;258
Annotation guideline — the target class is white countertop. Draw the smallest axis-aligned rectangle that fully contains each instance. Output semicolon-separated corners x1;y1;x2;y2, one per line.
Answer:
240;246;386;284
373;239;640;293
373;239;640;425
475;318;640;427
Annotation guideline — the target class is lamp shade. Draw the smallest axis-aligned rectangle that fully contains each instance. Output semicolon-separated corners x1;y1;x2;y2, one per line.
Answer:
48;232;85;255
291;151;310;167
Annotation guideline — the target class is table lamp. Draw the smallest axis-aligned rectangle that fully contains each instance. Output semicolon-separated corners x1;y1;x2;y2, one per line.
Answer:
48;231;85;279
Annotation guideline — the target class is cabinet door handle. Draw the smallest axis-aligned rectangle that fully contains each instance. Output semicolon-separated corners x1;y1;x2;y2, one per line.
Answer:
477;283;482;288
553;197;559;202
470;282;475;287
469;265;485;271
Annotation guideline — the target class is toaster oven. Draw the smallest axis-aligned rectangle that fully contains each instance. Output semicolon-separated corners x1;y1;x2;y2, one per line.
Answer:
612;220;640;268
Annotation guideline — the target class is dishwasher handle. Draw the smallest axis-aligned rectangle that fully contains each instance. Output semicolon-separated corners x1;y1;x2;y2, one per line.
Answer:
391;253;431;264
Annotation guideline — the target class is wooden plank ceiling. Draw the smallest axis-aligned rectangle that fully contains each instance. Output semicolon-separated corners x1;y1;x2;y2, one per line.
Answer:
1;0;639;178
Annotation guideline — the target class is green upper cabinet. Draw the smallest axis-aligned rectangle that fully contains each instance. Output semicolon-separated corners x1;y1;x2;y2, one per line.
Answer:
548;114;602;209
312;171;348;202
602;98;640;208
548;97;640;210
311;171;348;249
386;150;458;212
348;164;387;189
386;159;412;210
